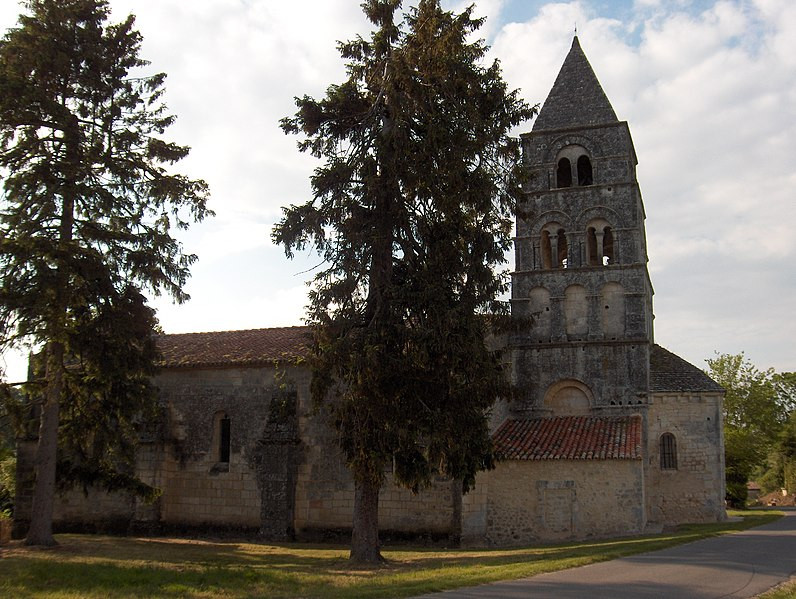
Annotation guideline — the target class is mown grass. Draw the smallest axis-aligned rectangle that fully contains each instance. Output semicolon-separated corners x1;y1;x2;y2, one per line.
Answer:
0;510;780;599
759;580;796;599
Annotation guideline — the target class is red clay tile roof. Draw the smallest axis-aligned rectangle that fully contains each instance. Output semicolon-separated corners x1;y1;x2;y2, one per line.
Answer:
493;415;642;461
156;326;311;368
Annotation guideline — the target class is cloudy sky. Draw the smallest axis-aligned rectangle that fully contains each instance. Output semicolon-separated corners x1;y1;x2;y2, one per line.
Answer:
1;0;794;381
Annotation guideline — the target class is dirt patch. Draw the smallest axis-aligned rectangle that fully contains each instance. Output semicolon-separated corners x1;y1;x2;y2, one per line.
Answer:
756;491;796;507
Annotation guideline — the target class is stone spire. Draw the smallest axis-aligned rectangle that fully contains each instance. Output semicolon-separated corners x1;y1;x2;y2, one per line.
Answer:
532;36;618;131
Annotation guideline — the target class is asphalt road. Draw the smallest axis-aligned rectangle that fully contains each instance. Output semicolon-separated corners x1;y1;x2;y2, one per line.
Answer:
415;509;796;599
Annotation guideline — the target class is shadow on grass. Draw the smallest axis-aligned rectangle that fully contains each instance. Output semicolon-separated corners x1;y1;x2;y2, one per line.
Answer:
0;511;781;599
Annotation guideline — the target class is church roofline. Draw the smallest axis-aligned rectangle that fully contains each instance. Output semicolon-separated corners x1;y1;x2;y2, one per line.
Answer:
156;326;311;369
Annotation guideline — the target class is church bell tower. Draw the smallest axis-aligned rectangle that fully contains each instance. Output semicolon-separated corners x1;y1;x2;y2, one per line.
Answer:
511;37;654;416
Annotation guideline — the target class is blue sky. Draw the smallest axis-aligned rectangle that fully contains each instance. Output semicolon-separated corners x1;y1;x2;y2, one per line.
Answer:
1;0;794;380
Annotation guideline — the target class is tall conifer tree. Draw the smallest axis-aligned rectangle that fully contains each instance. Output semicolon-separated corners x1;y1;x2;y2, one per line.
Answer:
275;0;533;562
0;0;210;545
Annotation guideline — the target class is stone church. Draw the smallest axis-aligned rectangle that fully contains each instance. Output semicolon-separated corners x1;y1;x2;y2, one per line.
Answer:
15;38;726;545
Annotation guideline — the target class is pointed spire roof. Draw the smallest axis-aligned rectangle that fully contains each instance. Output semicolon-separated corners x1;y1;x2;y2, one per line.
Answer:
533;36;618;131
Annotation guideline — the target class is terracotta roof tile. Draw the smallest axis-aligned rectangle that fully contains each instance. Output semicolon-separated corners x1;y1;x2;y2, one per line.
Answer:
493;415;642;461
157;326;311;369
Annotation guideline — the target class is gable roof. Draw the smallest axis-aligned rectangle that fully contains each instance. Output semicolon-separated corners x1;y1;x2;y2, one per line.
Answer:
155;328;722;395
650;345;724;393
493;415;642;461
156;326;311;369
533;36;618;131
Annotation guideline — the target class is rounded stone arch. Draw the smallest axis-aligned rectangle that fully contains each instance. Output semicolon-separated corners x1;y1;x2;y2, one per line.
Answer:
531;212;573;270
575;205;625;231
545;133;603;164
585;217;615;266
544;379;594;416
554;145;593;188
600;281;625;339
564;284;588;338
529;210;573;237
528;286;552;341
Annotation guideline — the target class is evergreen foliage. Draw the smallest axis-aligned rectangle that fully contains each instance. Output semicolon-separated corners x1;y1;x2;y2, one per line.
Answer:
0;0;210;545
275;0;534;562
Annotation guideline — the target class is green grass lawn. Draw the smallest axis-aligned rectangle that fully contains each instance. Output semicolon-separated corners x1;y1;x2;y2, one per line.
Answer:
759;581;796;599
0;510;780;599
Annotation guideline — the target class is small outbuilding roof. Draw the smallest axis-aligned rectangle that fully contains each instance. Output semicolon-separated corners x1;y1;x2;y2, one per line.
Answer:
492;415;642;461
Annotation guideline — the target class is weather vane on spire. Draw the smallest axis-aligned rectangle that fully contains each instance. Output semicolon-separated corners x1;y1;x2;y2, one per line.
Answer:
575;22;578;36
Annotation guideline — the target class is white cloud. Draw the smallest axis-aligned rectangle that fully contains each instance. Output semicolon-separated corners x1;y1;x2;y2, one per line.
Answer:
1;0;794;379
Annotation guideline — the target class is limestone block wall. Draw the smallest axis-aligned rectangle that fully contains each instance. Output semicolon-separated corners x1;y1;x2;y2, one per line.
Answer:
510;342;650;414
460;471;489;545
294;397;461;537
155;364;309;537
646;392;726;525
468;458;644;546
51;487;135;530
158;443;261;528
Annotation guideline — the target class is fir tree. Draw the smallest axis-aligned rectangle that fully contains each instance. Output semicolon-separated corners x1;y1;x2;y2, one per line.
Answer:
275;0;534;563
0;0;211;545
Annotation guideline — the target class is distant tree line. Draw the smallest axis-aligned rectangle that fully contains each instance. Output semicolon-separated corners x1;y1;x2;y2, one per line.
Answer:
706;353;796;506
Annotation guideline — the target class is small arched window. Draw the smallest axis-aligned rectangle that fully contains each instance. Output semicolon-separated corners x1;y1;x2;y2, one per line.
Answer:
660;433;677;470
577;155;593;186
556;157;572;188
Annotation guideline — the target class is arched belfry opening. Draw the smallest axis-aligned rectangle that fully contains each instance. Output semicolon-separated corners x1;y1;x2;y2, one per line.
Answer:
555;145;594;189
577;155;593;186
557;157;572;187
540;225;568;269
586;220;615;266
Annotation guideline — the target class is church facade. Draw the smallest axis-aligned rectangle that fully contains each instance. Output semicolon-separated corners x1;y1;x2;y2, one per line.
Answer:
14;38;726;544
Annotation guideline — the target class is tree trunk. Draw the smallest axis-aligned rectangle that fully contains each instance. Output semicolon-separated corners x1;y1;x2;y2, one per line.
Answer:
24;341;64;546
350;476;383;564
25;118;77;546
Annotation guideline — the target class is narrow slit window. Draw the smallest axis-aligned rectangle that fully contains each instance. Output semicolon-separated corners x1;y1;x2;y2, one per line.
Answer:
219;416;231;463
660;433;677;470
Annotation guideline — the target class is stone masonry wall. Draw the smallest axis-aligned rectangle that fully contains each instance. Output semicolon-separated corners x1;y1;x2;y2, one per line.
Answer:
155;364;306;537
465;458;645;546
294;397;460;538
646;392;726;525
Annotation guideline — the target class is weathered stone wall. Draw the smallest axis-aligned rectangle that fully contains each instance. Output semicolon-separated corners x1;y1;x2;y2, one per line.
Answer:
464;458;645;546
155;364;306;537
51;488;135;531
510;343;650;416
14;363;309;538
294;390;461;539
646;392;726;525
